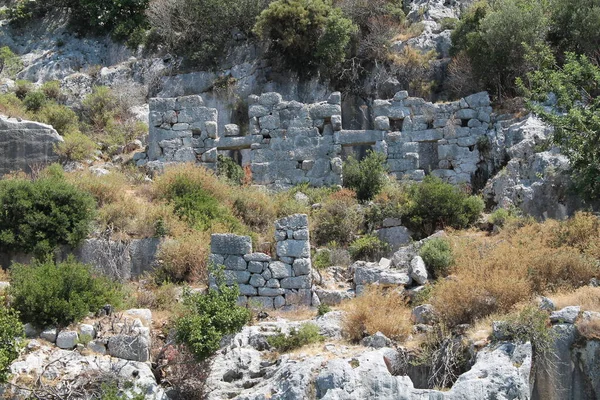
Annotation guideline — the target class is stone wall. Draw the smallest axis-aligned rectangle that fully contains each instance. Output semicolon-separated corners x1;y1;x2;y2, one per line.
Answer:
142;91;493;187
209;214;313;309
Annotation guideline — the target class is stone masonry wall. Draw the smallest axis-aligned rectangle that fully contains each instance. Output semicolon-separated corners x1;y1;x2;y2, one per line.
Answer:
142;91;493;187
209;214;313;310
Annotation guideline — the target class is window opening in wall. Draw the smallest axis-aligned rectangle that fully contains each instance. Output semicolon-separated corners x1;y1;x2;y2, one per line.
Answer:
390;118;404;131
341;144;376;161
192;129;202;138
461;119;469;127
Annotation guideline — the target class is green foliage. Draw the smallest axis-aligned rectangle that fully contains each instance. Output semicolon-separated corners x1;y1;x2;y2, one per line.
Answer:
254;0;357;73
38;103;80;136
0;303;23;383
494;306;555;355
82;86;121;132
349;235;390;261
451;0;548;96
41;80;62;101
217;155;244;185
147;0;271;67
488;207;522;228
317;304;331;316
9;257;123;328
519;52;600;199
0;46;23;78
55;131;98;162
23;90;47;112
313;191;364;246
99;382;146;400
175;276;250;361
547;0;600;61
313;249;332;270
14;80;33;100
343;150;388;201
0;177;96;257
419;238;454;278
403;176;484;238
267;323;324;352
159;172;241;232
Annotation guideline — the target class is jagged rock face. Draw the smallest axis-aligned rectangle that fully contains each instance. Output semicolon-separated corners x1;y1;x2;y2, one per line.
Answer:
484;115;580;219
0;117;63;176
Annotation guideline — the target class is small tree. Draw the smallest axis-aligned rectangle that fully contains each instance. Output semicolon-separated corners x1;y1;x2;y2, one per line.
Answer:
0;303;23;383
254;0;357;73
9;257;122;328
342;150;388;201
175;273;250;361
420;238;454;278
519;52;600;199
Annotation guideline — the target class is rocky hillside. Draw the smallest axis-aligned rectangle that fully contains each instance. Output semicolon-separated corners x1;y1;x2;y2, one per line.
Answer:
0;0;599;399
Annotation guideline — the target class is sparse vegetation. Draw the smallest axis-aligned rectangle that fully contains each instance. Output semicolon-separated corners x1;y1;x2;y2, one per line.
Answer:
349;235;390;261
420;238;454;278
0;303;23;383
267;323;324;352
343;150;389;202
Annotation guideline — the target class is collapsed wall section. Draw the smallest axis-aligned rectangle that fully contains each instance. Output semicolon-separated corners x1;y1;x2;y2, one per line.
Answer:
209;214;313;309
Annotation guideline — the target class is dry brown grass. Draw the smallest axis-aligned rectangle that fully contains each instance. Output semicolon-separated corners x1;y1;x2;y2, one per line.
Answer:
341;286;412;342
551;286;600;312
155;231;211;284
267;306;318;322
151;163;233;203
431;216;600;326
0;268;9;282
577;318;600;340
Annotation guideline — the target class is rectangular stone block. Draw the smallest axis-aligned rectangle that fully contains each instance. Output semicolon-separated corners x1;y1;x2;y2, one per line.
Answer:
239;284;258;296
269;261;292;279
277;240;310;258
211;234;252;255
285;289;312;306
224;255;247;271
281;275;311;289
275;214;309;230
258;287;286;297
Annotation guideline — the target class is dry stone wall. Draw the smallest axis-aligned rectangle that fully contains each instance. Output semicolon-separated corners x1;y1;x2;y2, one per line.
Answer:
143;91;493;187
209;214;313;309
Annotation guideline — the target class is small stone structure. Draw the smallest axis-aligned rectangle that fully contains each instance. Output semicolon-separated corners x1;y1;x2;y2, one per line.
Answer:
209;214;313;309
142;91;493;187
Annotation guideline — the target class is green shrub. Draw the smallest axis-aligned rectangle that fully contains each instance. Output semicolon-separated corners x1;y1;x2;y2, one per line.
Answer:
99;382;146;400
267;323;323;352
547;0;600;61
313;190;364;246
82;86;121;132
343;150;388;202
317;304;331;316
254;0;357;73
488;207;520;228
0;93;26;118
0;46;23;78
14;80;33;100
55;131;98;162
147;0;271;66
38;103;80;136
403;176;484;238
494;306;554;355
23;90;47;112
217;155;244;185
0;177;96;256
175;277;250;361
451;0;548;95
41;80;62;101
9;257;122;328
349;235;390;261
419;238;454;278
313;249;332;270
0;303;23;383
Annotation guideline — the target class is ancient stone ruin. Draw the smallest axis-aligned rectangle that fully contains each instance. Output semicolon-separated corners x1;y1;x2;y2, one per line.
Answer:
141;91;493;187
209;214;313;309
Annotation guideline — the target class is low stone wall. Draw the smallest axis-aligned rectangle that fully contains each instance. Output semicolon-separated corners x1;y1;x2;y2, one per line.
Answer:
209;214;313;309
141;91;493;187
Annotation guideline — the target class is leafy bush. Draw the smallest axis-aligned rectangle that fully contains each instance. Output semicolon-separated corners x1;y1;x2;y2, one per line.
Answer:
420;238;454;278
9;257;122;328
547;0;600;61
217;155;244;185
232;188;277;233
451;0;548;96
82;86;123;133
349;235;389;261
317;304;331;316
38;103;80;136
520;52;600;199
494;306;554;355
0;177;96;256
155;232;210;284
254;0;357;73
41;80;62;101
23;90;47;112
403;176;484;238
14;80;32;100
0;304;23;383
175;278;250;361
343;150;388;202
364;180;408;231
267;323;323;352
0;46;23;78
342;285;411;342
0;93;27;118
55;131;98;162
313;189;364;246
313;248;332;270
147;0;271;66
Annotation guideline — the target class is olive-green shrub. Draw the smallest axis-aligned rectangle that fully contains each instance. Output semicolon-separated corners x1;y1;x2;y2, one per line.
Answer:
0;177;96;256
267;323;323;352
419;238;454;278
349;235;390;261
9;257;122;328
0;303;23;383
175;278;250;361
342;150;388;201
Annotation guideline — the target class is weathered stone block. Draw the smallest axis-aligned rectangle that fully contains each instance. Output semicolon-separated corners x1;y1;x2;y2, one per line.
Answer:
108;335;149;362
293;229;309;240
224;270;251;285
269;261;292;279
56;331;79;349
285;289;312;306
281;275;311;289
258;287;286;296
259;92;283;106
292;258;311;276
224;255;247;271
267;279;280;288
277;240;310;258
239;284;258;296
275;214;309;230
211;234;252;255
249;274;266;288
248;261;264;274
